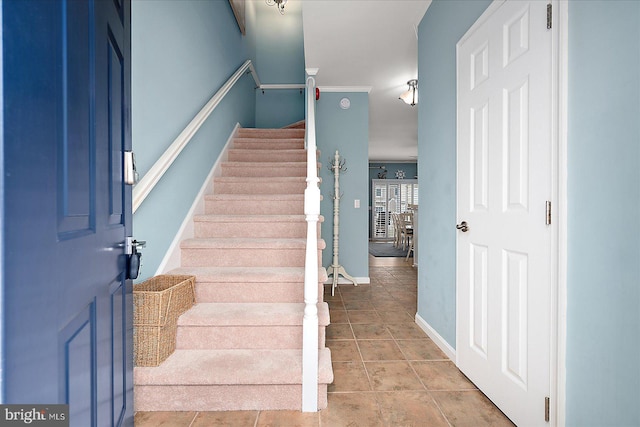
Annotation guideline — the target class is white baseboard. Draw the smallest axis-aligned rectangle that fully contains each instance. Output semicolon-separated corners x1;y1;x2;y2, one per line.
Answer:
323;276;370;285
155;123;240;275
415;313;456;361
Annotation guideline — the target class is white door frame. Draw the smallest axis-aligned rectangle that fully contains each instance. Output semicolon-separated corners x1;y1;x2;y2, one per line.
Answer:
555;2;569;426
455;1;568;425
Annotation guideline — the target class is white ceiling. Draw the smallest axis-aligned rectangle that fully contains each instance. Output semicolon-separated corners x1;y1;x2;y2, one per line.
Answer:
302;0;431;162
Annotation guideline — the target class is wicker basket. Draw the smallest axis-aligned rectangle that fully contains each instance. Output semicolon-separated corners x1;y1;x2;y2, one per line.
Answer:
133;275;196;367
133;321;178;367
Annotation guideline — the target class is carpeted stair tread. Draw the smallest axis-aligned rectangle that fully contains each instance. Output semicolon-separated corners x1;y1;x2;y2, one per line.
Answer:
228;148;307;160
205;194;304;202
193;215;323;224
222;161;307;168
165;267;327;304
194;214;307;223
228;148;307;153
232;138;304;147
167;266;328;283
212;177;314;195
234;136;304;141
177;303;330;327
181;237;314;249
182;237;307;249
193;215;321;238
214;176;307;183
221;162;312;178
134;348;333;386
203;194;312;216
237;128;305;138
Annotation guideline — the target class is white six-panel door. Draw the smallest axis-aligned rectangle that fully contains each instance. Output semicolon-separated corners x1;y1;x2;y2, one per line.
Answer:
456;1;554;425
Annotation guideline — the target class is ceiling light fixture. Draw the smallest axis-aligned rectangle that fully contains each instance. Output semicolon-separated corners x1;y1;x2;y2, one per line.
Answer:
266;0;287;15
399;79;418;106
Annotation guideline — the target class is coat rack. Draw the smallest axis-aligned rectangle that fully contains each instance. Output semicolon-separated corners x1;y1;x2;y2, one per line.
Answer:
327;150;358;296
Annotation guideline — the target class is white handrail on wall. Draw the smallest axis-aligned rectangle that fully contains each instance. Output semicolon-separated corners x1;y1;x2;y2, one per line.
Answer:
301;68;320;412
132;60;260;213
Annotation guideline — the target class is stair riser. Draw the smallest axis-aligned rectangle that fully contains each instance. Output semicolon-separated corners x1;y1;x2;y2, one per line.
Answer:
194;282;324;304
181;248;322;268
221;164;306;178
228;150;307;163
214;180;306;194
194;221;319;239
176;326;326;350
237;129;305;138
134;384;327;412
205;199;303;215
233;141;304;150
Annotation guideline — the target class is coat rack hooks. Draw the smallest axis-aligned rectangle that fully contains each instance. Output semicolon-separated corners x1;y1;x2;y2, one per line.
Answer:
326;150;358;296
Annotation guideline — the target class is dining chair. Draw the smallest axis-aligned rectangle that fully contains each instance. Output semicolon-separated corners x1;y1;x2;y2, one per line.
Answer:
399;212;413;251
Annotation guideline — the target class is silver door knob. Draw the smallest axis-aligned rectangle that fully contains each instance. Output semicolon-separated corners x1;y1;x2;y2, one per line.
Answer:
456;221;469;232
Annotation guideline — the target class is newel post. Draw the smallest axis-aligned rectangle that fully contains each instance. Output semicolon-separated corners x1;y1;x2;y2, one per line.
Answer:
302;68;320;412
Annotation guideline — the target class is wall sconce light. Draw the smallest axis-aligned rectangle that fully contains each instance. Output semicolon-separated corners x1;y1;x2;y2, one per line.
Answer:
399;79;418;106
266;0;287;14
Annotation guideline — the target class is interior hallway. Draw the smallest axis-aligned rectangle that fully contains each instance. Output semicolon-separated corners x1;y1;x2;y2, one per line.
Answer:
134;254;513;426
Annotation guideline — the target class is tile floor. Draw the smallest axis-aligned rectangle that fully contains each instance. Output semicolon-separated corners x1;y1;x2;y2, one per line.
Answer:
134;255;514;426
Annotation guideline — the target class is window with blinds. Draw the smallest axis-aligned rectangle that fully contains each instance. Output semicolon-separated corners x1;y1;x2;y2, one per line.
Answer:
371;179;418;240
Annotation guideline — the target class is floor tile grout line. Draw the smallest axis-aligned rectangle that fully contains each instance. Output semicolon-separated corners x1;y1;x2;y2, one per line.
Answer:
370;261;419;425
426;391;455;427
338;286;386;425
340;287;375;393
385;305;430;393
187;411;198;427
377;261;456;427
330;259;457;425
344;266;427;390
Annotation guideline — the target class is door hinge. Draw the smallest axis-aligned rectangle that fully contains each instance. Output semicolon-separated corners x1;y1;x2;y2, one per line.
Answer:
545;201;552;225
544;396;550;422
547;3;552;29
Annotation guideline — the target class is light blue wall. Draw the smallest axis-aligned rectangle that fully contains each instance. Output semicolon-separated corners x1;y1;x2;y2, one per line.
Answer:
256;90;305;128
417;0;640;425
369;163;418;183
245;1;257;68
317;92;369;279
566;1;640;425
132;0;255;280
416;0;492;347
254;1;305;128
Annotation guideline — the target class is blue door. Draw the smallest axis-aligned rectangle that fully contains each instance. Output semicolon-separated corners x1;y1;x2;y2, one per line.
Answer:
2;0;133;426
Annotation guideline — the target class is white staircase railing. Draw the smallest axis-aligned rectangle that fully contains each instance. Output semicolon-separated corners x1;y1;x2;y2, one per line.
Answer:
133;60;260;213
302;68;320;412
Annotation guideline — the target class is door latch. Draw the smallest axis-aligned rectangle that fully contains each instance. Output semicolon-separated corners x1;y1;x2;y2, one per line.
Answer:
125;237;146;280
456;221;469;232
124;151;139;185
